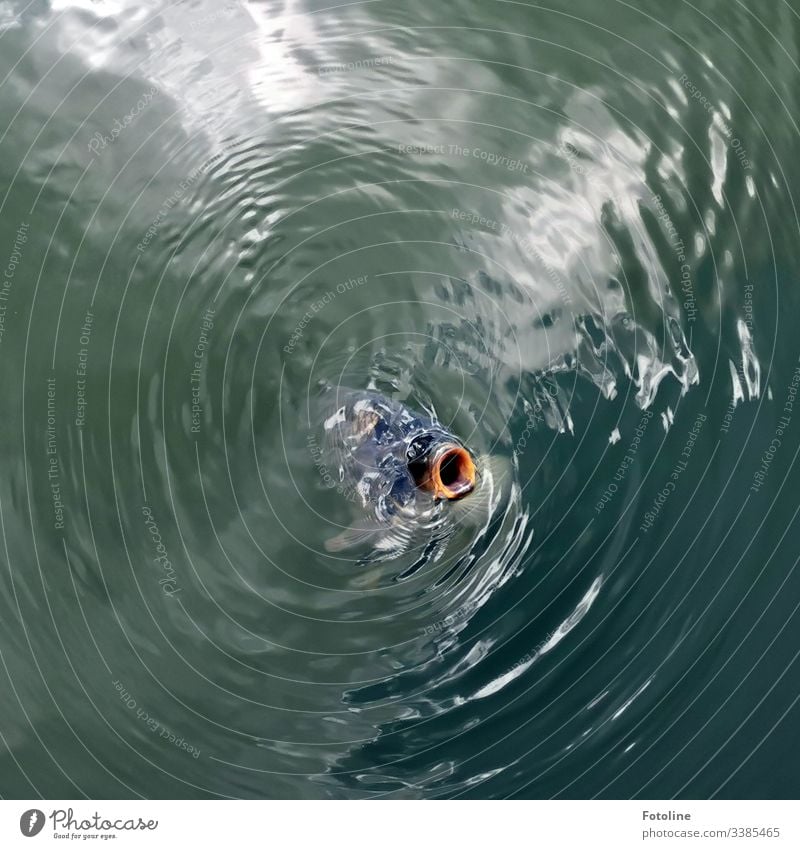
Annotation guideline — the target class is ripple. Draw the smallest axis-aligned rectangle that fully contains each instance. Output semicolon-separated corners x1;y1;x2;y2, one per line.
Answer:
0;0;793;802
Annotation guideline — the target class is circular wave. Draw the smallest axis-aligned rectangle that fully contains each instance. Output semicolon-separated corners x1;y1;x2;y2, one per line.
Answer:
0;0;797;801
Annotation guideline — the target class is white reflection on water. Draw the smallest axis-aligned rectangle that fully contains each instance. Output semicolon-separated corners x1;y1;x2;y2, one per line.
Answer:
471;575;603;701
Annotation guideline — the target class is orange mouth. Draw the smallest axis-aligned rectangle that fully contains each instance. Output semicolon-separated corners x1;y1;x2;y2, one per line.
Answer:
428;445;476;500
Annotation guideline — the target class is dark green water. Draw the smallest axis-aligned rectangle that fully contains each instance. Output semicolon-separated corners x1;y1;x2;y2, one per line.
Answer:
0;0;799;799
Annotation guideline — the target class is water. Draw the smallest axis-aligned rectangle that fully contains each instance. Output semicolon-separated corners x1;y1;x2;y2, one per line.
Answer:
0;0;799;799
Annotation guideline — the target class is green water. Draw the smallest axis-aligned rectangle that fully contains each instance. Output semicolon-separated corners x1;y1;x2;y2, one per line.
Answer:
0;0;799;799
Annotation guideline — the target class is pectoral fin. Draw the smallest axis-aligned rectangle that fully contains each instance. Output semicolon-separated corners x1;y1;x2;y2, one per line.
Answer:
324;517;413;559
324;519;387;553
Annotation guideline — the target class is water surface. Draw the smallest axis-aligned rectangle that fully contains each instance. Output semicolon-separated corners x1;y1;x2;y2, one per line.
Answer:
0;0;799;799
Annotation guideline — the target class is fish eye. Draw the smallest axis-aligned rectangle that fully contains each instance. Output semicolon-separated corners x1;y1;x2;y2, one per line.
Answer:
406;434;434;463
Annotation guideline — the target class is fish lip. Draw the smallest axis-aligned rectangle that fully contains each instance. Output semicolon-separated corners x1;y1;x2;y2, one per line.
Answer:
428;444;476;500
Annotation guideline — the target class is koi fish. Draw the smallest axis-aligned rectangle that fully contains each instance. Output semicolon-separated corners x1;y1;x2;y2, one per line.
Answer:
316;389;501;556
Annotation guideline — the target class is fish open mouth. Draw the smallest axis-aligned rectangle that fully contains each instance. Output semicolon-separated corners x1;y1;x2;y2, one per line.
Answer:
429;445;476;500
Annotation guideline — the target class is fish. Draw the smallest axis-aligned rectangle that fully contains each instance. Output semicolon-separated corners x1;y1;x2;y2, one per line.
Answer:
315;389;502;556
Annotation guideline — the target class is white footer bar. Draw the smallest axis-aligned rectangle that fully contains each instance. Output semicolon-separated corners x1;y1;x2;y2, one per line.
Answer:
2;800;796;848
